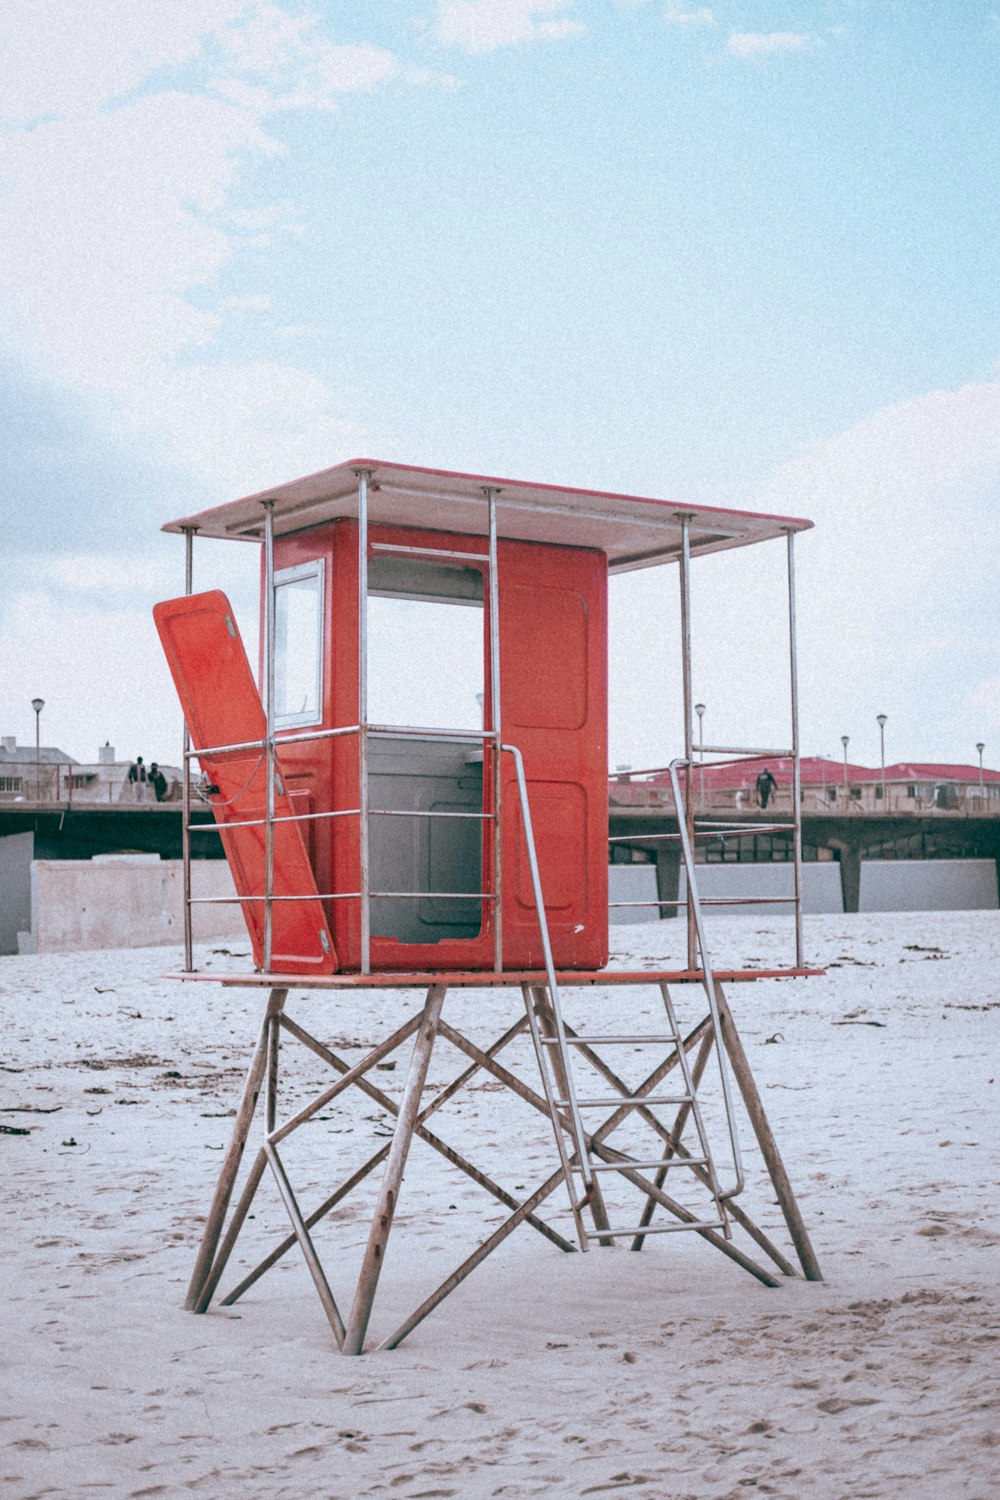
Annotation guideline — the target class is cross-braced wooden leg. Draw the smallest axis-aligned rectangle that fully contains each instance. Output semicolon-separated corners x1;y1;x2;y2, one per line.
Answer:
260;1007;348;1345
218;1013;573;1309
341;984;447;1355
714;981;822;1281
184;986;287;1311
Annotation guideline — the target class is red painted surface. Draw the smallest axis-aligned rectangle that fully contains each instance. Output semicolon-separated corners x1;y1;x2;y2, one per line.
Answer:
153;591;338;975
270;520;608;972
498;538;608;969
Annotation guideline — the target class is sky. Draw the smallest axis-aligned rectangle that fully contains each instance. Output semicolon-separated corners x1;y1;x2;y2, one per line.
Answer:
1;0;998;774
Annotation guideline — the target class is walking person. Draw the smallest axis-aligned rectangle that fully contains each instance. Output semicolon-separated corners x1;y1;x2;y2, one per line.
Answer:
149;763;168;802
128;756;148;803
756;766;778;810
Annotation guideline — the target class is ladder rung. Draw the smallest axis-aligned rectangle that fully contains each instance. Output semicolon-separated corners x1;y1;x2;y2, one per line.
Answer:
574;1157;708;1173
541;1035;679;1046
555;1095;692;1109
582;1220;725;1238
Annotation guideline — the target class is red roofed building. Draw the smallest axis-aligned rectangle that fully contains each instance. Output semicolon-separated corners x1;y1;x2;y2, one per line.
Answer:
611;755;1000;816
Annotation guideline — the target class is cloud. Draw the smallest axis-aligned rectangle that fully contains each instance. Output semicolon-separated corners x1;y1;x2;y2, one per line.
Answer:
137;360;365;494
221;294;272;311
3;544;262;761
726;31;815;59
0;0;252;123
753;376;1000;752
665;4;716;25
759;378;1000;522
0;2;423;497
433;0;586;53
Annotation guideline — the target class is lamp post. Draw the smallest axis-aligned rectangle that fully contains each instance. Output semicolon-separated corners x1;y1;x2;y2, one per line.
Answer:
694;702;706;808
31;697;44;802
876;713;887;806
841;735;849;804
976;742;985;801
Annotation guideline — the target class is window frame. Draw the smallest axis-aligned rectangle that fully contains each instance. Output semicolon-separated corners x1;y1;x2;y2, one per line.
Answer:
273;558;326;731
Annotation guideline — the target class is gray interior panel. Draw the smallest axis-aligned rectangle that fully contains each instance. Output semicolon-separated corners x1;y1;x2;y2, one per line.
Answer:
368;736;484;943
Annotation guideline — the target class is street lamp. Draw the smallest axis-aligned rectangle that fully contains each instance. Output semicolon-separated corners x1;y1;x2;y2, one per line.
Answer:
841;734;849;803
876;714;887;805
694;702;706;807
976;742;985;800
31;697;44;802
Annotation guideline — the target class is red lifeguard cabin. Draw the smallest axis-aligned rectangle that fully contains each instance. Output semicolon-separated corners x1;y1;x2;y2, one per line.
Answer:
155;460;822;1355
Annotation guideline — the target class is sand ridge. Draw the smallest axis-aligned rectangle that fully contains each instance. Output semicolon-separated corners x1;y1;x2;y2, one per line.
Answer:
1;911;998;1497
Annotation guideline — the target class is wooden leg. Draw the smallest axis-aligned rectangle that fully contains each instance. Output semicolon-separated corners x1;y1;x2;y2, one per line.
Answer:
714;981;823;1281
193;1147;267;1312
220;1015;573;1307
342;985;447;1355
183;987;287;1311
378;1166;569;1352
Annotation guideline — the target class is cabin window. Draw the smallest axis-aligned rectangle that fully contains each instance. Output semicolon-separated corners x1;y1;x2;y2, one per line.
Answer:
273;560;324;728
366;555;486;944
367;556;485;731
0;776;21;793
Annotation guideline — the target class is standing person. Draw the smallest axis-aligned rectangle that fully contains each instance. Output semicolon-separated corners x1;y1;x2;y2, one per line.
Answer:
149;763;168;802
128;756;147;803
756;766;778;809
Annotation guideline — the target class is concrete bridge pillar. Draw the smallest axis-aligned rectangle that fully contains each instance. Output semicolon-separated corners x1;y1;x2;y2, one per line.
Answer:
655;846;681;920
838;847;862;914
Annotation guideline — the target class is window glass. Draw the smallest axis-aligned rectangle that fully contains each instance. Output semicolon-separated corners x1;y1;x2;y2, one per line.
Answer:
367;558;484;732
274;562;324;727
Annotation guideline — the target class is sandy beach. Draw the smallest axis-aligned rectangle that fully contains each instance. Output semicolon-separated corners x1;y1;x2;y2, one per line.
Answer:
1;909;998;1499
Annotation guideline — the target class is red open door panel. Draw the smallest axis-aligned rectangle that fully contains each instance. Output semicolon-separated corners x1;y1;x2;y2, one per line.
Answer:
153;590;338;974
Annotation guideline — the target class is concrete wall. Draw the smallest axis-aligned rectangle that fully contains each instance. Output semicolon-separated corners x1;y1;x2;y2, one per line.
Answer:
611;861;845;923
681;863;845;918
613;858;999;924
0;832;34;954
609;864;660;924
29;857;246;954
859;858;998;912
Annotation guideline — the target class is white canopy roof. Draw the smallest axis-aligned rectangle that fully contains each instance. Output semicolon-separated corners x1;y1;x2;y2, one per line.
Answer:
163;458;812;574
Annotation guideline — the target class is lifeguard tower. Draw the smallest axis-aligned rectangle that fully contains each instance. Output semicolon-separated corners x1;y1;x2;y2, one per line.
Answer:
155;459;822;1355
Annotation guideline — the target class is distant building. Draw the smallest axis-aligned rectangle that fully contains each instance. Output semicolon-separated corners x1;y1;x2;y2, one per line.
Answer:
0;735;75;801
0;738;180;804
610;755;1000;815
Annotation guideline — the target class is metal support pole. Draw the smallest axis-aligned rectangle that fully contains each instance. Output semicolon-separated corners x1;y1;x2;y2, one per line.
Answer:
841;734;850;806
785;530;804;968
356;469;371;974
32;699;43;803
485;486;504;972
262;501;277;972
676;514;697;969
342;984;447;1354
181;527;195;971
